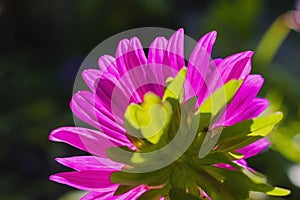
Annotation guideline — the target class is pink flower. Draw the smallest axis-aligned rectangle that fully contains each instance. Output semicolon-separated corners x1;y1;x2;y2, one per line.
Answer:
50;29;272;199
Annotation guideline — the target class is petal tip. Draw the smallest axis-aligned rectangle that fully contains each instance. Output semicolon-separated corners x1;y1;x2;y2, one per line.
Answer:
49;128;59;141
49;174;61;182
177;28;184;34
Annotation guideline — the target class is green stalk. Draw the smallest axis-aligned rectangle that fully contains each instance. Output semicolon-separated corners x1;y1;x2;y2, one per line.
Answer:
254;14;291;69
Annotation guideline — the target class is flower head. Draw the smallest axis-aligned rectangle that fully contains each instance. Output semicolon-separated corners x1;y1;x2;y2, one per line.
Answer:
50;29;290;199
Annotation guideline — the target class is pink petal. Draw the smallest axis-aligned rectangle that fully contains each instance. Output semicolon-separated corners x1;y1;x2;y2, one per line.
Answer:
202;51;253;106
215;159;248;170
224;98;268;126
98;55;119;78
219;51;253;83
95;75;130;120
214;163;236;170
148;37;168;65
116;39;130;77
81;185;147;200
55;156;123;171
126;37;150;101
114;185;147;200
127;37;147;69
71;91;129;143
81;191;115;200
234;159;247;167
237;138;270;159
96;67;142;107
164;28;185;72
82;69;101;92
116;37;147;74
49;126;131;156
194;58;223;107
127;38;147;85
219;75;264;126
50;171;115;191
148;36;172;88
114;37;150;103
185;31;217;103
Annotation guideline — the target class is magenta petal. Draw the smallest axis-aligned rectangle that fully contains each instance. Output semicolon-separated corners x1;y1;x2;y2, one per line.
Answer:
164;28;185;72
81;185;147;200
188;31;217;81
214;163;236;170
55;156;123;171
116;37;147;73
234;159;247;167
114;37;151;104
220;75;264;126
237;138;270;159
113;185;147;200
210;58;223;66
50;171;115;191
215;159;248;170
82;69;101;92
224;98;269;126
81;191;114;200
202;58;223;97
148;37;168;64
71;91;130;143
127;37;147;68
49;126;131;156
116;39;130;76
71;91;103;130
148;37;169;85
98;55;119;78
185;31;217;103
126;37;149;100
203;52;253;103
95;73;133;115
219;51;253;82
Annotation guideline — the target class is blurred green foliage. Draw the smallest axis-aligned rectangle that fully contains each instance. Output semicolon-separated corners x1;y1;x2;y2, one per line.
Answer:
0;0;299;199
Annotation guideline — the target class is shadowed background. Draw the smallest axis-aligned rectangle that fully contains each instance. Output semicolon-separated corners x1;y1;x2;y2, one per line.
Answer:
0;0;299;199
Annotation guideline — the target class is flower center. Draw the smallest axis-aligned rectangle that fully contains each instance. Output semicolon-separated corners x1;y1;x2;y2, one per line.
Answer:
124;92;172;145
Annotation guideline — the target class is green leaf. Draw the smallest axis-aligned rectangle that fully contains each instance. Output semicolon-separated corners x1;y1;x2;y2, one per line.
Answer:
131;152;146;164
198;127;223;158
228;151;244;159
247;124;275;137
193;152;233;165
193;168;233;200
218;112;283;143
199;79;243;116
106;146;134;165
164;97;181;140
163;67;187;102
169;187;199;200
110;166;172;186
241;168;267;184
209;167;290;198
217;136;262;152
138;185;171;200
114;185;138;196
215;112;284;152
197;80;243;158
265;187;291;196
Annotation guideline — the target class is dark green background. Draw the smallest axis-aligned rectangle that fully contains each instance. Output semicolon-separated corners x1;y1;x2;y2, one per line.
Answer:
0;0;299;199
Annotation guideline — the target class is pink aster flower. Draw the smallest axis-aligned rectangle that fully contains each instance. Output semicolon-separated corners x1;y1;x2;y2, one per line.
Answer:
49;29;285;199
